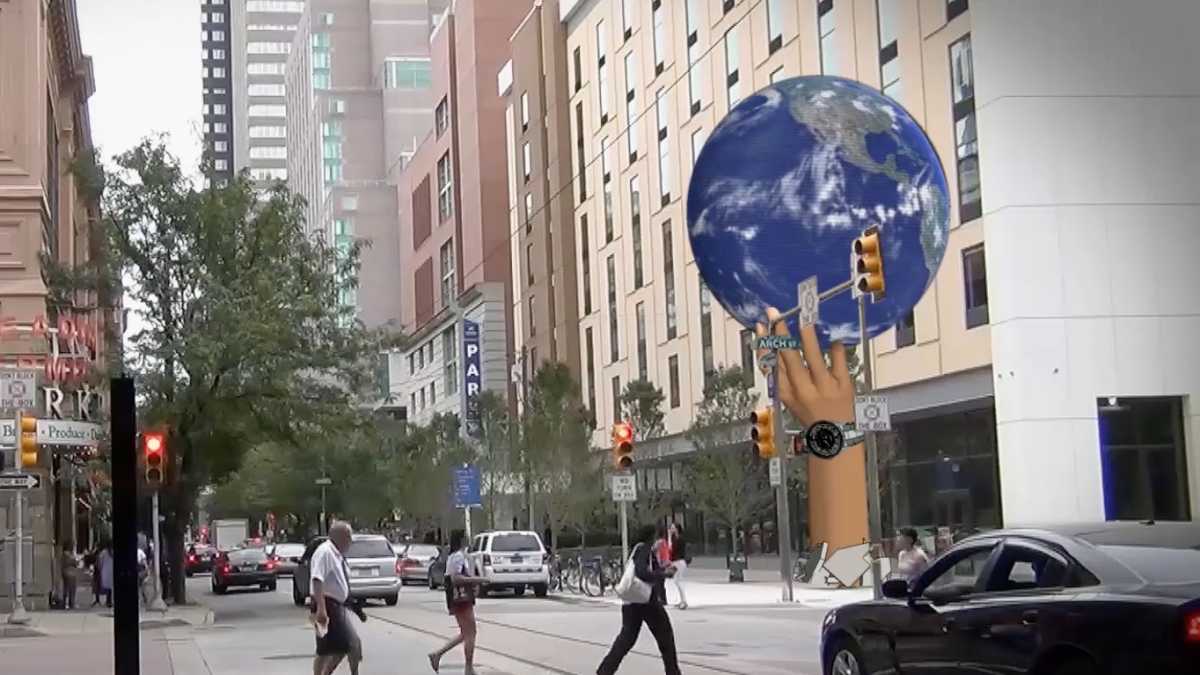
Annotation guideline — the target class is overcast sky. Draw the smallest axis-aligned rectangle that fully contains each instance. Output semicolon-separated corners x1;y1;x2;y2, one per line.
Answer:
77;0;203;173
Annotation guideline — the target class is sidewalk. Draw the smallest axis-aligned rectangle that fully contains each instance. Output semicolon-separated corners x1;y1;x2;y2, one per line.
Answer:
0;602;213;638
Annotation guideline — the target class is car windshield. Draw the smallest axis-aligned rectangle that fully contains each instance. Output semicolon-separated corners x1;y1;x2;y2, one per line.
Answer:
1098;545;1200;585
347;539;394;558
491;534;541;552
228;549;267;563
273;544;305;557
405;545;440;558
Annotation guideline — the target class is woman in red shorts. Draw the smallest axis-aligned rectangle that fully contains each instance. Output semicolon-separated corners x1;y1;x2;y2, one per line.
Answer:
428;529;485;674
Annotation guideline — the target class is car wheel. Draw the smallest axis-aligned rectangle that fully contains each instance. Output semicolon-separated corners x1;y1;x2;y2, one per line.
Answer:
212;583;227;595
1051;656;1098;675
825;637;864;675
533;583;548;598
185;570;193;578
293;584;305;607
267;582;277;592
513;585;526;597
428;576;437;590
385;593;399;606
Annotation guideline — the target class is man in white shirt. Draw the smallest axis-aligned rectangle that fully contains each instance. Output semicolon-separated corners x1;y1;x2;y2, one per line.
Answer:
311;521;360;675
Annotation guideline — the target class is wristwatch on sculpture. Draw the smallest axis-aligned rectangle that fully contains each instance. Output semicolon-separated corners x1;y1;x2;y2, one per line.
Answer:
803;421;865;459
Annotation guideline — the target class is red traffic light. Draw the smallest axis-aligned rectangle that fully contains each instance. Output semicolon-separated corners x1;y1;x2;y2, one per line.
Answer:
145;433;164;454
614;423;633;443
143;431;166;485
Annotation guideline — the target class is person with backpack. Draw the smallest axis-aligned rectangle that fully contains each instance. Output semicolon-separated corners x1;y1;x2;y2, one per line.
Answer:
598;524;681;675
428;529;486;674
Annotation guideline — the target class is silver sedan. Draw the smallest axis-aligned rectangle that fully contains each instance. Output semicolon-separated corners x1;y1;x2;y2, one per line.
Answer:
397;543;442;585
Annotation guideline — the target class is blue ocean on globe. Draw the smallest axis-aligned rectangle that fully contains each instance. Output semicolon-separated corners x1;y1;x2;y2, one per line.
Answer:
686;76;950;346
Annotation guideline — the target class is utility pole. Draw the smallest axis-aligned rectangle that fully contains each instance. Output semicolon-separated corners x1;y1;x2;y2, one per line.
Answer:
7;411;31;625
771;387;794;602
510;347;533;531
858;297;884;599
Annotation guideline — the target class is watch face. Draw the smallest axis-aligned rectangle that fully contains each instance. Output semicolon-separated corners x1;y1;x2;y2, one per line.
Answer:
806;421;845;459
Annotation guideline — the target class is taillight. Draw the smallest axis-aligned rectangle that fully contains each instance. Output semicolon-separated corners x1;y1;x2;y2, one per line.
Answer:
188;555;197;563
482;554;492;567
222;564;231;574
1184;610;1200;643
266;560;276;570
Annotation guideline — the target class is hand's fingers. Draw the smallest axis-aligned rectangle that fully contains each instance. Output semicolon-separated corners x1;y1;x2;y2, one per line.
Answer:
799;324;833;389
768;308;814;396
829;341;850;389
775;357;807;420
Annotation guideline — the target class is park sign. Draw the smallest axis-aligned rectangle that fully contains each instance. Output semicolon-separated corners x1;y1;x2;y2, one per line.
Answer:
462;319;482;436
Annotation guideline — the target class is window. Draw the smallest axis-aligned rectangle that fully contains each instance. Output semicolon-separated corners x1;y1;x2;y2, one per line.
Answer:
575;102;588;201
573;47;583;93
655;90;671;206
611;376;622;424
247;23;296;32
439;239;456;308
250;146;286;159
896;310;915;347
951;35;981;222
409;355;415;375
636;302;648;381
520;92;530;131
818;0;835;75
528;295;537;337
213;140;228;152
249;125;285;139
1098;396;1190;522
384;57;432;89
410;392;416;411
213;122;227;134
321;12;334;26
596;21;610;123
443;327;458;395
629;176;643;288
947;0;968;22
435;97;449;137
624;52;639;160
962;245;988;328
329;98;346;114
700;282;714;386
620;0;634;39
767;0;784;53
668;355;680;408
210;30;225;42
248;62;286;75
419;387;426;410
607;255;619;362
248;104;285;117
323;160;343;182
249;167;285;181
214;159;229;171
877;0;900;100
437;152;454;221
601;138;614;242
685;0;702;114
522;143;532;182
212;66;226;78
248;41;290;54
211;12;224;23
724;27;741;110
652;0;666;73
916;545;995;597
585;328;597;418
245;0;304;11
341;195;358;211
524;193;534;226
690;128;707;166
525;241;536;287
663;221;676;339
740;329;755;385
248;83;285;97
211;48;226;60
984;544;1070;593
580;215;592;314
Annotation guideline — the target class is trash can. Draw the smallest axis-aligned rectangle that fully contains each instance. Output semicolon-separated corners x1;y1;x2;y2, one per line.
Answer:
726;553;746;583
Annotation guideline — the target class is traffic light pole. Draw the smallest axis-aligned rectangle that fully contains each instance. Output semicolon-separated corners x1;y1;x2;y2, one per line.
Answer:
858;295;884;600
8;411;28;624
772;391;795;603
619;499;629;561
150;491;166;611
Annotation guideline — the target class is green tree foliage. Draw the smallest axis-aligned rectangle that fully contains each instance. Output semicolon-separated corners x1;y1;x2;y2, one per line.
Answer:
69;139;389;602
474;390;514;531
685;366;774;556
620;379;666;441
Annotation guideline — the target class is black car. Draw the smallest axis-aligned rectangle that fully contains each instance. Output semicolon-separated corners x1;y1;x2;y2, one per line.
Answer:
185;543;217;577
821;521;1200;675
211;547;278;594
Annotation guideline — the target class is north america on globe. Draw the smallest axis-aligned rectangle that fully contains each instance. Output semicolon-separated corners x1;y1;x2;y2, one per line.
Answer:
686;75;951;346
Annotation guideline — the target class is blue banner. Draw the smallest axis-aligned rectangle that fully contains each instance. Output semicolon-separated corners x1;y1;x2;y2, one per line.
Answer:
463;319;482;436
453;464;482;508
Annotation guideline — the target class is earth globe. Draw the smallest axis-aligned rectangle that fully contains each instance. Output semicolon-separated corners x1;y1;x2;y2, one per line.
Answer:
686;76;951;346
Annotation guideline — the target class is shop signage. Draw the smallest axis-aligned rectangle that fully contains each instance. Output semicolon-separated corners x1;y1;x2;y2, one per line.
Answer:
36;419;106;447
462;319;482;436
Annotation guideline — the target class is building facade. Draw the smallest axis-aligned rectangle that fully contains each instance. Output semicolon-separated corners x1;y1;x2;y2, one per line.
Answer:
202;0;236;180
0;0;115;610
499;0;582;395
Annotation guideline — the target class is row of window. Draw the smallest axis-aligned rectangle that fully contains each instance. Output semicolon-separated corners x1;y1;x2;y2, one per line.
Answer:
384;58;432;90
248;82;286;97
202;48;226;61
202;11;225;24
248;62;287;75
247;24;296;32
246;0;304;13
201;29;226;43
248;41;290;54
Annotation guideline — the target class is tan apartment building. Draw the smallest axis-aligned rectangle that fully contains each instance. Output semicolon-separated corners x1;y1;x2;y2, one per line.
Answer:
389;0;534;436
0;0;117;609
498;0;582;397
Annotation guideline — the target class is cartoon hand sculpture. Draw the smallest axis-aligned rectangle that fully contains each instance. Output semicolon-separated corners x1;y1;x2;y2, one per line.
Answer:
755;307;855;426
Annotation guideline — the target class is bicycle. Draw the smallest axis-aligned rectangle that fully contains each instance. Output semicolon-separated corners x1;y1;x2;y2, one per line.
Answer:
580;556;606;597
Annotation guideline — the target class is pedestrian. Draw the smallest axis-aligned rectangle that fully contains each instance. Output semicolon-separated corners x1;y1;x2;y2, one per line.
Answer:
428;529;485;675
668;523;690;610
98;542;114;608
597;524;681;675
310;521;363;675
895;527;930;581
60;545;78;610
653;526;671;567
84;547;101;607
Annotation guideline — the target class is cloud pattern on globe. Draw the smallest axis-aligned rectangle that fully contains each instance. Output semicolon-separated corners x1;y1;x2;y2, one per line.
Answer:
686;76;950;346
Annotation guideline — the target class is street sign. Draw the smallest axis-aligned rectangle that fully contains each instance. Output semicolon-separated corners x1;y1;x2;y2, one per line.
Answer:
36;419;106;447
314;477;332;486
0;472;40;490
453;464;482;508
611;473;637;502
854;395;892;432
768;457;781;487
797;276;819;329
756;335;801;350
0;370;37;411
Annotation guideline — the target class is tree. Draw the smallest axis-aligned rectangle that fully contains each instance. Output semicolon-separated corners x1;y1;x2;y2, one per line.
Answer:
66;139;387;603
620;379;665;441
474;390;513;531
685;367;774;557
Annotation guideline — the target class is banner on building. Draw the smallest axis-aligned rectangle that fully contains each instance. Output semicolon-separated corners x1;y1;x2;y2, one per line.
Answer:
463;319;482;437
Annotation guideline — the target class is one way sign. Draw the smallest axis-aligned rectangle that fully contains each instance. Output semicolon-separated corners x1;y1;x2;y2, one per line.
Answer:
0;473;40;490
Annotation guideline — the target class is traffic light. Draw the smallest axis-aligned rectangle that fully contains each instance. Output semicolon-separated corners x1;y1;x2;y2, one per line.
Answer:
612;421;634;470
852;225;886;301
18;413;38;469
750;407;777;459
143;430;166;487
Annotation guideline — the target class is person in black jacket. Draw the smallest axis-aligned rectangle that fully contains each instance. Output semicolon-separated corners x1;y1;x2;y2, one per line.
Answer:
597;524;681;675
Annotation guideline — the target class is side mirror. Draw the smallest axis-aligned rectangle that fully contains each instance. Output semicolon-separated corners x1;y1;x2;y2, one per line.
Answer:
882;578;910;599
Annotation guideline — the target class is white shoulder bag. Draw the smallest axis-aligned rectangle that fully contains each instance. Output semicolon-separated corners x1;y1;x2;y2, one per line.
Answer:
615;544;653;604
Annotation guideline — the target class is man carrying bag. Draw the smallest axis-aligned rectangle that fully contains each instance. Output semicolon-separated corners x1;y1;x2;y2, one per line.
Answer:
598;524;681;675
311;522;366;675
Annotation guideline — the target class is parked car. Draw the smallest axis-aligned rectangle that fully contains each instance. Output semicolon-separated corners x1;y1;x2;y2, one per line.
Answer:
268;542;306;577
820;521;1200;675
397;543;442;586
467;530;550;598
185;543;217;577
211;547;278;594
293;535;401;607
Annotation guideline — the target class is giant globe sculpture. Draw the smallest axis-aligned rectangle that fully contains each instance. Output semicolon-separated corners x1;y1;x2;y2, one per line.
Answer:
686;76;951;346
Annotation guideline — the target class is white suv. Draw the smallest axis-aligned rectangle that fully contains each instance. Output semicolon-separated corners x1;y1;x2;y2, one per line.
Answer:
467;531;550;597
